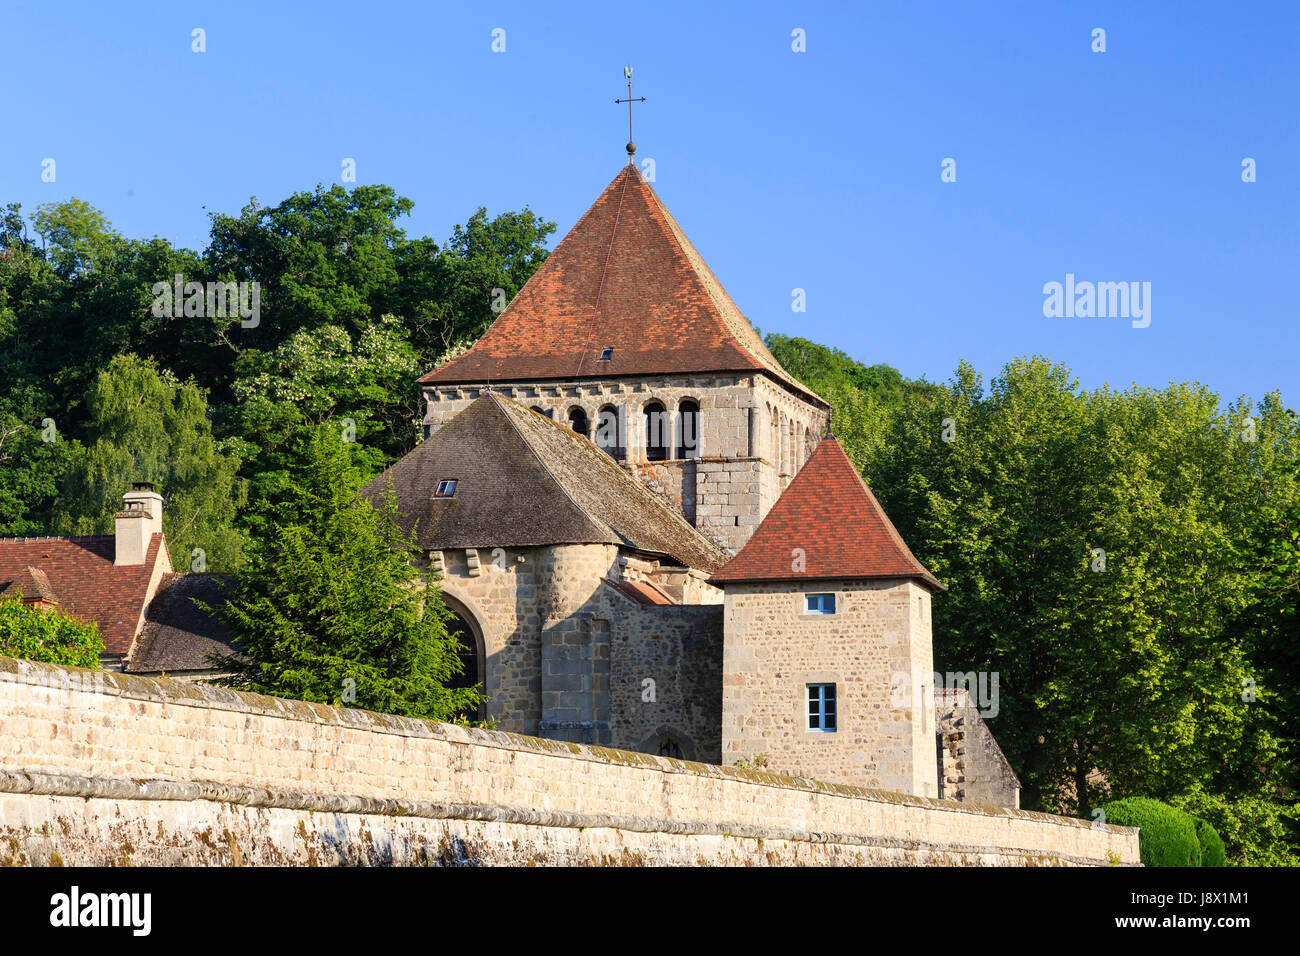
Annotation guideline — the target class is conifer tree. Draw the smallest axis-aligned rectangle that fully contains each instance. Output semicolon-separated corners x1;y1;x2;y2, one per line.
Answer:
209;425;482;721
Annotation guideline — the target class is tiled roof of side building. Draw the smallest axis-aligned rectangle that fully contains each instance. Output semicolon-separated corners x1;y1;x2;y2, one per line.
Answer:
0;534;170;654
126;573;242;674
418;164;827;407
0;565;58;604
362;392;730;573
709;435;944;590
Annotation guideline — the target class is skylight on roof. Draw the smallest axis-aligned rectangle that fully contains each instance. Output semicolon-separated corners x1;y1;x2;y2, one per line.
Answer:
434;479;458;497
599;347;614;361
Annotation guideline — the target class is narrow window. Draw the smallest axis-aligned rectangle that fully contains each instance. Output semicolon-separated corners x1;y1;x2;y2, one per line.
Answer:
676;400;699;458
808;683;837;732
645;401;669;461
595;405;623;459
805;592;836;614
568;407;589;437
435;479;458;497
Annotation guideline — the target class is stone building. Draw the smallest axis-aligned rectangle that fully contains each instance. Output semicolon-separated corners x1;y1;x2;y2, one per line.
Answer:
361;160;1020;803
363;390;728;759
417;164;830;555
0;159;1018;807
0;484;237;678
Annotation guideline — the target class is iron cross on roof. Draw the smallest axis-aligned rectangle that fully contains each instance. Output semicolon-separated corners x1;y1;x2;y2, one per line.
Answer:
615;66;645;165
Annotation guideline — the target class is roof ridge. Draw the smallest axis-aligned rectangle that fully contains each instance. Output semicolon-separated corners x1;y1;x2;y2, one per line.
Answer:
485;392;610;542
637;177;826;405
492;393;728;562
711;435;942;589
574;167;633;379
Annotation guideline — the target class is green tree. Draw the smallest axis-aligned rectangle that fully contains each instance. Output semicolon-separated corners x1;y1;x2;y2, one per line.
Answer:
0;386;77;537
53;354;247;570
0;592;103;668
224;316;420;530
210;426;481;721
865;357;1284;826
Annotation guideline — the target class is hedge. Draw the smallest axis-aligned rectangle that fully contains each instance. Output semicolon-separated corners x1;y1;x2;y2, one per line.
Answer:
1100;797;1201;867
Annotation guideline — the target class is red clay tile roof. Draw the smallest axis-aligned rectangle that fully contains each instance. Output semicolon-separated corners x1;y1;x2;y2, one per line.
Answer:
0;534;170;654
418;165;826;407
709;436;943;590
0;566;58;604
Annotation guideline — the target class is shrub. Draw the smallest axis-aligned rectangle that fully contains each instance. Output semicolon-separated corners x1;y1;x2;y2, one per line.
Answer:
1193;816;1228;867
1172;790;1300;867
1100;797;1201;867
0;591;103;668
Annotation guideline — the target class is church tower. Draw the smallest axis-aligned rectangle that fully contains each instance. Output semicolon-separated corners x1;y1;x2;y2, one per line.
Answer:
710;431;944;797
419;165;829;554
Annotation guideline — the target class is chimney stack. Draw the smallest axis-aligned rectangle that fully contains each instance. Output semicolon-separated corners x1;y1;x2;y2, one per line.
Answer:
114;482;164;566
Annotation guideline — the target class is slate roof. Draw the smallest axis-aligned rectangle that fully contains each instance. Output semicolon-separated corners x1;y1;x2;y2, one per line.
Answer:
709;435;943;590
125;573;241;674
0;534;170;654
418;165;827;407
362;392;729;572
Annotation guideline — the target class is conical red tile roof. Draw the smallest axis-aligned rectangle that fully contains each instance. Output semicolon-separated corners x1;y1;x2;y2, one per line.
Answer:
419;165;825;406
710;435;943;589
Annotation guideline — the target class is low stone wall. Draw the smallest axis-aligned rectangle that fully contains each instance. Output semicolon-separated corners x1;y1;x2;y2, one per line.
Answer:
0;657;1139;866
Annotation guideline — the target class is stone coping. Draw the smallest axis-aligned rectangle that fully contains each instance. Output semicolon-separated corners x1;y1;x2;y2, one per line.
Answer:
0;655;1133;838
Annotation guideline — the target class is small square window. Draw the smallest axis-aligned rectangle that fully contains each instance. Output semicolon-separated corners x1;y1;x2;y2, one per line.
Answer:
434;479;458;497
808;683;836;732
599;347;614;361
805;592;835;614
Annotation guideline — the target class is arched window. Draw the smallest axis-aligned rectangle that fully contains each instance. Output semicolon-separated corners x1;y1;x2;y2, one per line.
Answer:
642;729;693;761
657;736;684;759
644;401;669;461
676;400;699;459
568;407;589;438
595;405;622;459
446;608;486;721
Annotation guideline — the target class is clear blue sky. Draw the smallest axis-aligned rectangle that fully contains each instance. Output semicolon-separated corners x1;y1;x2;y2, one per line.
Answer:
4;1;1297;403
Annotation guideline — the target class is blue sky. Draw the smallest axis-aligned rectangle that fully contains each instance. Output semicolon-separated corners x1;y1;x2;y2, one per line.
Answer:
4;1;1297;403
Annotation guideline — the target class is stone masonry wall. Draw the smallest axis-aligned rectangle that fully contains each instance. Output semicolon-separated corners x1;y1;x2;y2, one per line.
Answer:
424;543;621;737
0;657;1139;866
603;591;724;763
936;688;1022;808
421;372;828;553
722;579;939;797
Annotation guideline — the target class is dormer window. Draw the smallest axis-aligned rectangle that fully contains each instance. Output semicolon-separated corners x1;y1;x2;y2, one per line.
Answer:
599;347;614;361
434;479;458;497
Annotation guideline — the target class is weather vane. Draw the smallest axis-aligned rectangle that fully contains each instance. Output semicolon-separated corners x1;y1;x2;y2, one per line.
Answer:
615;65;645;165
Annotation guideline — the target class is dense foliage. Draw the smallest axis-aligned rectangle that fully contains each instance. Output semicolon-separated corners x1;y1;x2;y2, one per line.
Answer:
1;185;1293;863
0;592;103;668
1100;797;1202;867
208;426;483;721
1193;815;1228;867
769;336;1298;865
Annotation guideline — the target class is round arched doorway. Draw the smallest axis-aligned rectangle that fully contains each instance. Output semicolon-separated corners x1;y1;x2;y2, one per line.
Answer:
442;596;487;721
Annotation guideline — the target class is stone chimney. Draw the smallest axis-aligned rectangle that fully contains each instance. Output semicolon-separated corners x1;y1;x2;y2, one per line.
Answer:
114;482;164;566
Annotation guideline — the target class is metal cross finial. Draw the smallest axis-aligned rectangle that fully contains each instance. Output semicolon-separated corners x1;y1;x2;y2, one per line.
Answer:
615;66;645;165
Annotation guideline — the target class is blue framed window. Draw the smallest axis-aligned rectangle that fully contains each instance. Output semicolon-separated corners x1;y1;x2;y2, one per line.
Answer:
807;683;837;732
805;592;836;614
